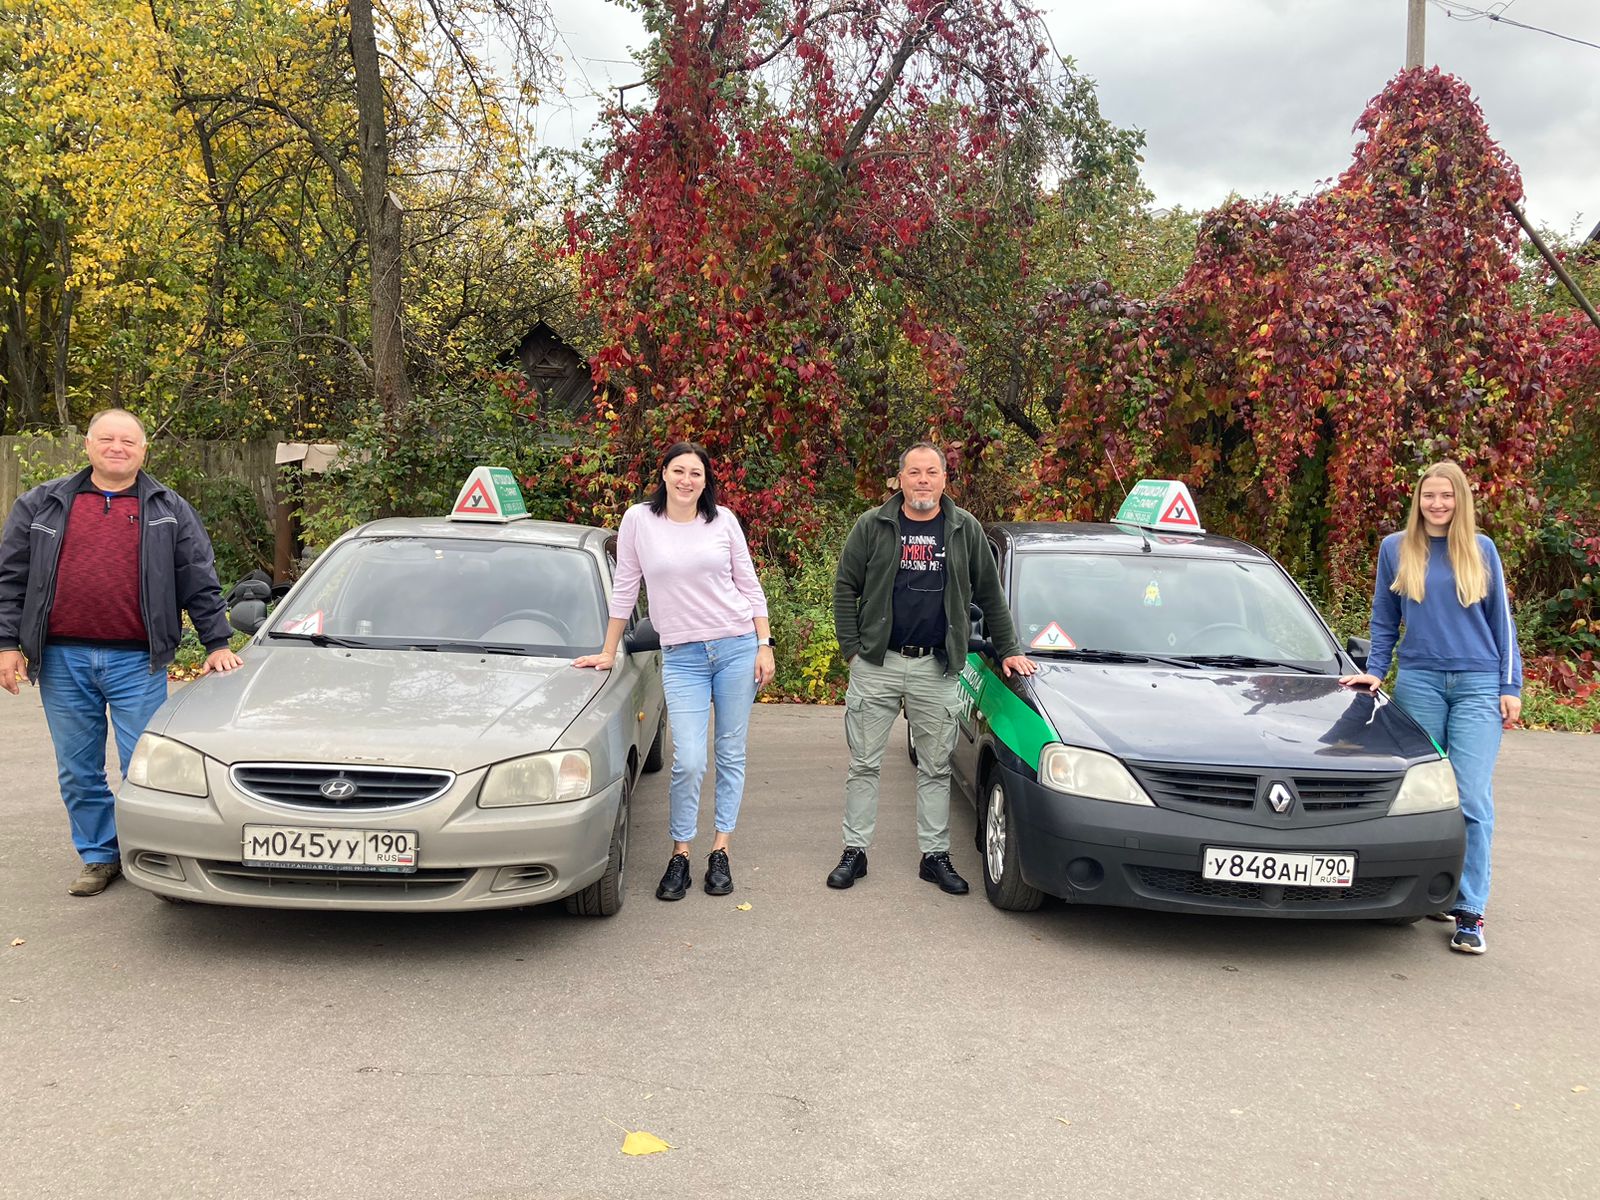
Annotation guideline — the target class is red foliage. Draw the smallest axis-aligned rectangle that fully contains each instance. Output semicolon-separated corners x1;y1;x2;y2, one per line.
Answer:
1025;69;1600;605
568;0;1054;549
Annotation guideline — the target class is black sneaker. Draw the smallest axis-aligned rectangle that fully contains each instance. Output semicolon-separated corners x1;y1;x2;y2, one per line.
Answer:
919;851;969;895
704;848;733;895
826;847;868;889
656;853;691;901
1450;913;1486;955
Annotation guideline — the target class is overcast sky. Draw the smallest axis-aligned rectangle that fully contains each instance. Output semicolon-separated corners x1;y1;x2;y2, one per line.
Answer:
539;0;1597;236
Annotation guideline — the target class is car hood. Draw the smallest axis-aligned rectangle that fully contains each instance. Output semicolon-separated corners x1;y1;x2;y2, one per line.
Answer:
152;645;605;771
1024;663;1438;771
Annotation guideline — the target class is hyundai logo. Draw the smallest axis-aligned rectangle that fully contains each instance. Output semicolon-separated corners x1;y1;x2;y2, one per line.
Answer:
1266;781;1294;814
320;777;358;800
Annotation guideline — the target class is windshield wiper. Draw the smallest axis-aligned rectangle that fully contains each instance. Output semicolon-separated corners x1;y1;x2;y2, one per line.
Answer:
266;630;373;649
1029;648;1201;669
402;641;548;656
1172;654;1325;675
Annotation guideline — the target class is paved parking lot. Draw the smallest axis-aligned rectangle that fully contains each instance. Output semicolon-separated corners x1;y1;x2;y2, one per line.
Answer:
2;693;1597;1200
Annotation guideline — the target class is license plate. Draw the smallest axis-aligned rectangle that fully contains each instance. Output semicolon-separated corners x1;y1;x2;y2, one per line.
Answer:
1201;847;1355;888
242;825;419;873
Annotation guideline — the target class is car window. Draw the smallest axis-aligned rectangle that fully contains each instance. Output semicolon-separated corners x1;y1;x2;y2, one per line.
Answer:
270;536;607;653
1013;552;1337;667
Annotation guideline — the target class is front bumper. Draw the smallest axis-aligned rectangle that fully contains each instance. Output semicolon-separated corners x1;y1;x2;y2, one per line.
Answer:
115;760;623;912
1002;762;1465;919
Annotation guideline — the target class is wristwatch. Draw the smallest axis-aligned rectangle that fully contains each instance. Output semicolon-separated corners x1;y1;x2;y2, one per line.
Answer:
759;637;776;648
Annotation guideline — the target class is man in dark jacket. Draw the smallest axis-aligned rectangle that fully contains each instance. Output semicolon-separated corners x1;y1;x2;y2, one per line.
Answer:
0;409;242;896
829;442;1035;895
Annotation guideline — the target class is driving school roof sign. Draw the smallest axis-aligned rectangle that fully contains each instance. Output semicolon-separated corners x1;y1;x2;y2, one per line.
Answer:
1114;479;1204;533
450;466;530;522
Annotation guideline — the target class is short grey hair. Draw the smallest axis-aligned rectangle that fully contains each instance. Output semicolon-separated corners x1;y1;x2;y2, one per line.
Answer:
86;408;148;442
897;442;947;472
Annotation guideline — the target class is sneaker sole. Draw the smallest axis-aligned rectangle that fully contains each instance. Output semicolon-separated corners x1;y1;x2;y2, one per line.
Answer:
704;881;733;896
655;886;688;901
1450;939;1486;955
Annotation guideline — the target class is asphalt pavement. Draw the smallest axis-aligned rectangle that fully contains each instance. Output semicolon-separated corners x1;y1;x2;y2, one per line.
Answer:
2;692;1596;1200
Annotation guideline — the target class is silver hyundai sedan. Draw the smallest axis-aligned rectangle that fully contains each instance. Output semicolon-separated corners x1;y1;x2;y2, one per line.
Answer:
115;517;665;915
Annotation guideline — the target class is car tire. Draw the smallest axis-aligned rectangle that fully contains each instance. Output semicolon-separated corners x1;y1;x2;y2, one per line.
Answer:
979;767;1045;912
643;715;666;774
564;778;630;917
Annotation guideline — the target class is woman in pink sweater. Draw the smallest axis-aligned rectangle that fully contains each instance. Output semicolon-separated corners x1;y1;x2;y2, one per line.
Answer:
575;443;774;900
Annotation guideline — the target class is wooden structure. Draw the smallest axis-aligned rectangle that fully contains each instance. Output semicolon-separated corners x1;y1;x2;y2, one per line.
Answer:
507;322;596;416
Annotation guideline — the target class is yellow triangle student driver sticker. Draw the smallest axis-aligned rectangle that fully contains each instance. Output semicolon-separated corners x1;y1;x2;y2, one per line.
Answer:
1030;622;1076;650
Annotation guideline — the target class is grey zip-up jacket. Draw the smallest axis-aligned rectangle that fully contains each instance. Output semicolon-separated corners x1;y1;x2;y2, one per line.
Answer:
833;493;1022;675
0;467;232;681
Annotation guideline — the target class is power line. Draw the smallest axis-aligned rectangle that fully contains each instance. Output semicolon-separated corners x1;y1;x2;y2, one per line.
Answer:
1431;0;1600;50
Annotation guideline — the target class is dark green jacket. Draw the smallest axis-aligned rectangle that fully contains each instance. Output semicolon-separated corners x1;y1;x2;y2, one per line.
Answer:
833;494;1022;675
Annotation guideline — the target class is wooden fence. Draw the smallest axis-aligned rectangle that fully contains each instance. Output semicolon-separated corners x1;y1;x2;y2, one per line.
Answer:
0;436;280;524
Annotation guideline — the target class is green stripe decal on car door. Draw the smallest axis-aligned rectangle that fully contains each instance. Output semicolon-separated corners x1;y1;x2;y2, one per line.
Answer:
960;653;1059;773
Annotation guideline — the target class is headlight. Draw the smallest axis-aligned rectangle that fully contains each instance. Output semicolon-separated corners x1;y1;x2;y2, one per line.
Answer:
1037;744;1154;806
1388;758;1459;815
478;750;591;808
125;734;209;797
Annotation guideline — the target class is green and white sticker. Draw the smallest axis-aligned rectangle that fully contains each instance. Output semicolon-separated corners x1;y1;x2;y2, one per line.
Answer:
1114;479;1203;533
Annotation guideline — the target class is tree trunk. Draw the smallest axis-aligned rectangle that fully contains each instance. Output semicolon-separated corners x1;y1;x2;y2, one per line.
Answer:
53;227;73;426
348;0;413;416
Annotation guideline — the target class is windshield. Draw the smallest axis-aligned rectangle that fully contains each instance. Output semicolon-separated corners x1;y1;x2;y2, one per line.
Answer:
1012;551;1338;670
268;536;607;655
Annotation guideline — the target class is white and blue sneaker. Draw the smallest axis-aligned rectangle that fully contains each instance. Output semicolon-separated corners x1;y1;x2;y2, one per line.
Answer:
1450;913;1486;955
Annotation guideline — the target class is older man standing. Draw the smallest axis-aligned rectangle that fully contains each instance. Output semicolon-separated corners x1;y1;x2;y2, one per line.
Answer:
0;409;242;896
829;442;1035;894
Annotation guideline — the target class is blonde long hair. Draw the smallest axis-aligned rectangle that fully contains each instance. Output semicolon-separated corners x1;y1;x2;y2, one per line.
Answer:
1391;461;1488;606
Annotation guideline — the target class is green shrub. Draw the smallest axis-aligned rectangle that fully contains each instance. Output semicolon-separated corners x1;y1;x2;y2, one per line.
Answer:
760;517;852;702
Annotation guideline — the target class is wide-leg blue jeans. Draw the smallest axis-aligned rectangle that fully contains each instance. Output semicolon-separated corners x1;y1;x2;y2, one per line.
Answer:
38;644;169;864
661;634;759;843
1392;669;1503;917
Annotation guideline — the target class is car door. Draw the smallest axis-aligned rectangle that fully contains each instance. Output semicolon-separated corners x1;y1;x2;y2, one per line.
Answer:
604;536;665;771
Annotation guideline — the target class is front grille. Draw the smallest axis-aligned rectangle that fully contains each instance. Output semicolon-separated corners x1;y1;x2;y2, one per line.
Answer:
1129;764;1257;809
230;763;454;810
201;860;470;897
1135;867;1397;905
1292;773;1402;812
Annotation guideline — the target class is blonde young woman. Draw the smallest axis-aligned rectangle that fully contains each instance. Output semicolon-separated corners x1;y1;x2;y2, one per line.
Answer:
1341;461;1522;955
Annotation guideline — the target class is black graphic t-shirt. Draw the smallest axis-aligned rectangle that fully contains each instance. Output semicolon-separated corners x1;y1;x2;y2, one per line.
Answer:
890;509;948;651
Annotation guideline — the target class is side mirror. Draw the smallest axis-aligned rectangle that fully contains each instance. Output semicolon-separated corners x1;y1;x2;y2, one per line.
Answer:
229;599;268;636
1345;636;1371;673
623;617;660;654
968;635;994;658
969;601;987;638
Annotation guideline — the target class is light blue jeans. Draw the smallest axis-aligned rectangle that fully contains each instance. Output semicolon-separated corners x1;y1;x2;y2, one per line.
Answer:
661;633;759;843
1392;669;1503;917
39;644;169;864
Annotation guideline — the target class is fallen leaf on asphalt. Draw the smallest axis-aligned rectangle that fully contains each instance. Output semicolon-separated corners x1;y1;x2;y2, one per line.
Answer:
9;939;23;947
1574;1085;1590;1094
1512;1103;1522;1110
1229;1109;1244;1116
1055;1117;1071;1127
735;902;752;911
642;1094;652;1101
621;1131;671;1156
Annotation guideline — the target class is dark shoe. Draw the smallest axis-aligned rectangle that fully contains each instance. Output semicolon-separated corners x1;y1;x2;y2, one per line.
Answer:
1450;913;1486;955
655;853;691;901
826;847;868;889
68;861;121;897
919;851;969;895
704;848;733;895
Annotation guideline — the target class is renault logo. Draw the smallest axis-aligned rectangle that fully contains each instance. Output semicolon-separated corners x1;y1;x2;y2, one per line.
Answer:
320;777;358;800
1267;781;1294;814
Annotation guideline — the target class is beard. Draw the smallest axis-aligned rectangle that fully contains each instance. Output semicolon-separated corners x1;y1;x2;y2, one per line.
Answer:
906;496;939;513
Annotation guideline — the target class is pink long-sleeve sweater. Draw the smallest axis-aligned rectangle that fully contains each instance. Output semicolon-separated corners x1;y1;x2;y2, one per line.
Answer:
608;504;769;646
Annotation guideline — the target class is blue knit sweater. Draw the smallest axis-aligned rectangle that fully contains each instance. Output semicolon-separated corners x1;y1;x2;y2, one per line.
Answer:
1366;532;1523;696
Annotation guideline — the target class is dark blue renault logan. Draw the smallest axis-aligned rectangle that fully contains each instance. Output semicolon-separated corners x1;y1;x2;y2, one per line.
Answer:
949;510;1466;921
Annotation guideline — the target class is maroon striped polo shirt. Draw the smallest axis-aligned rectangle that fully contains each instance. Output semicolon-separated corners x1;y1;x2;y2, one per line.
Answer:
47;481;148;647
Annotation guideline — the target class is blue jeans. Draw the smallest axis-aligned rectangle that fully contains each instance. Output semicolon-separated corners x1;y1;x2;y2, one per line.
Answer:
39;644;169;864
661;634;759;843
1392;669;1503;917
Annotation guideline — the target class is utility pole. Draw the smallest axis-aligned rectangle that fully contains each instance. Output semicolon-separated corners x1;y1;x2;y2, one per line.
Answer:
1406;0;1426;68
